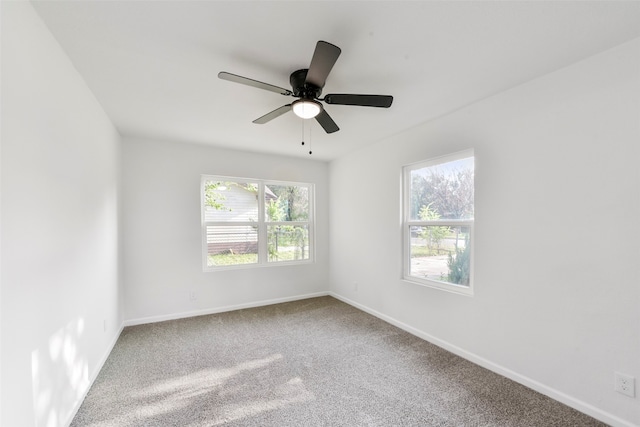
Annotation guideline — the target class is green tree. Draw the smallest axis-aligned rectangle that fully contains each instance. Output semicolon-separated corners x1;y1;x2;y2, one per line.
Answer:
413;167;474;221
411;174;432;219
267;185;309;260
447;235;470;285
269;185;309;221
419;204;450;253
428;168;474;219
266;198;285;222
204;181;229;210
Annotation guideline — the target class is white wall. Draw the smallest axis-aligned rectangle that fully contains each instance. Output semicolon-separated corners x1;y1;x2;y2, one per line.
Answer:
121;138;329;324
329;38;640;426
1;3;122;427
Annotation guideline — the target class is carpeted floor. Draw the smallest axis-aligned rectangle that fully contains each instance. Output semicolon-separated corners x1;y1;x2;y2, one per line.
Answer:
71;296;606;426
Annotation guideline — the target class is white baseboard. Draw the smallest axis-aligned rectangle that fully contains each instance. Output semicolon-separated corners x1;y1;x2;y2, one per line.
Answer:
64;322;125;427
329;292;637;427
123;291;330;327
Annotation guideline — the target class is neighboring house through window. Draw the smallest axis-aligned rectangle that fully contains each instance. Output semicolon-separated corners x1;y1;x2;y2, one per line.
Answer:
201;175;314;270
403;150;474;295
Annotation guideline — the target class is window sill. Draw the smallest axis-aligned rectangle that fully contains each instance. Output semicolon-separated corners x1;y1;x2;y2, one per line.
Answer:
204;259;314;272
402;276;474;297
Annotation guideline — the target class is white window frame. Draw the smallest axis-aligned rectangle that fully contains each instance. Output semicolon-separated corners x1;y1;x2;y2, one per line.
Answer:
201;175;315;271
402;150;474;296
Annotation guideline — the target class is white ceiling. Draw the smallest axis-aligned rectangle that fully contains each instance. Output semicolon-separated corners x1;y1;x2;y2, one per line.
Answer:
32;1;640;161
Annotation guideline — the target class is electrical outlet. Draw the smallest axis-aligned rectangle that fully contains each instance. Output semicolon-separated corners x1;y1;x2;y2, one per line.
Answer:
353;282;358;292
189;291;197;301
615;372;635;397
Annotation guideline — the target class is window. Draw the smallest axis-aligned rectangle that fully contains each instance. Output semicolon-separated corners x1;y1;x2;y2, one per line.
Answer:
403;150;474;294
201;176;313;270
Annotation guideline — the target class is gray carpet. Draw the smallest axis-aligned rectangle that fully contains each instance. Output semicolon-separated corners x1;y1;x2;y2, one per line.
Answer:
71;296;606;426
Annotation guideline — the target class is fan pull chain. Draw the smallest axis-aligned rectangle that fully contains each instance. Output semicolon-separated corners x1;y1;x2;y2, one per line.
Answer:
300;120;312;155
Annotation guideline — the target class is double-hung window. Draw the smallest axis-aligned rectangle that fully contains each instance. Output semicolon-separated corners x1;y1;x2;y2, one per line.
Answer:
403;150;474;294
201;175;313;270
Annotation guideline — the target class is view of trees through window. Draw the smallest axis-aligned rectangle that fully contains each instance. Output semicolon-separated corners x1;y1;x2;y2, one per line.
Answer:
406;154;474;288
265;185;310;262
202;177;312;268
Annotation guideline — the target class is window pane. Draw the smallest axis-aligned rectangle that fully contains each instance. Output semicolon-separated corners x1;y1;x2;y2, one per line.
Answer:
409;157;474;220
409;225;471;286
206;225;258;266
265;184;309;222
267;225;309;262
204;180;259;222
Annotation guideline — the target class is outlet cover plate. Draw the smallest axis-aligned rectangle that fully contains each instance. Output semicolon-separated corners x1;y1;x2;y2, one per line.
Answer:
615;372;636;397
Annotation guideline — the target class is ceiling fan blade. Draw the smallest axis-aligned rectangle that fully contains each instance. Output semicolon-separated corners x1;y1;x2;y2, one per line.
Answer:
324;94;393;108
253;104;292;124
315;109;339;134
219;72;292;96
305;41;341;89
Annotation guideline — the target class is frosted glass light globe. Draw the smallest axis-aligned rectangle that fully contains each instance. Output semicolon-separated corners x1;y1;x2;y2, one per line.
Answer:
292;99;321;119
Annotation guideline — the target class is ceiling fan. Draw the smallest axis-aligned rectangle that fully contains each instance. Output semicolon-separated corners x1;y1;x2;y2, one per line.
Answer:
219;41;393;134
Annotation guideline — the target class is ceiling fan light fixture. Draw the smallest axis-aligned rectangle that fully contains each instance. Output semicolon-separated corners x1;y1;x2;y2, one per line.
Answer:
292;99;322;119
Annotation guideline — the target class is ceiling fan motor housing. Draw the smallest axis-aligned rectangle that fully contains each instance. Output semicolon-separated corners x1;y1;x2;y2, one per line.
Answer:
290;69;322;99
